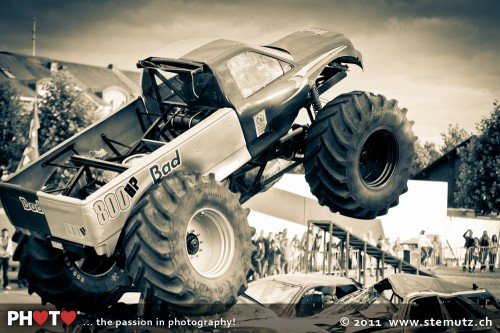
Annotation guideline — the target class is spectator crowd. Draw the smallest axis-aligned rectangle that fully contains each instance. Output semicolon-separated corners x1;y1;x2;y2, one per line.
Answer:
248;228;326;280
462;229;498;273
247;226;499;281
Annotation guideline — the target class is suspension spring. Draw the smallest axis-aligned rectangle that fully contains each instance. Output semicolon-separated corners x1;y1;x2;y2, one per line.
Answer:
310;83;322;115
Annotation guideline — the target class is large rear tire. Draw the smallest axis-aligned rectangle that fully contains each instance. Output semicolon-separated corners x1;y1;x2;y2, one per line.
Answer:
19;236;128;313
304;91;416;219
123;172;253;316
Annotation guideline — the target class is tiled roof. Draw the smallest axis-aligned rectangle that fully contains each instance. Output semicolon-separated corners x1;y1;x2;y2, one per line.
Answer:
60;62;138;94
0;53;47;81
0;52;140;102
0;78;36;98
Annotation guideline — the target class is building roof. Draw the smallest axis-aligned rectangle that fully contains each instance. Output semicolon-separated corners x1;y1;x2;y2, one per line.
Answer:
0;78;36;98
0;52;50;81
0;52;140;103
412;138;471;180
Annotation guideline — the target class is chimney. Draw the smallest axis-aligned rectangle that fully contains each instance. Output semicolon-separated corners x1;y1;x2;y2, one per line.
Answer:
108;64;114;70
48;61;58;72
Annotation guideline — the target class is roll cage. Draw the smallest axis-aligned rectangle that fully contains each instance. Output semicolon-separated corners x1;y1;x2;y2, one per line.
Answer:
137;57;224;109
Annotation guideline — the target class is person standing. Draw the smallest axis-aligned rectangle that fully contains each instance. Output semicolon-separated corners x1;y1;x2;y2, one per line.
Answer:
418;230;432;265
489;235;498;272
0;228;13;290
302;230;315;271
383;238;393;255
463;229;474;272
393;237;403;260
432;236;442;266
263;232;273;276
301;230;312;272
267;239;281;276
471;237;480;273
280;229;290;274
290;234;300;272
377;235;384;249
249;232;263;280
255;231;265;277
479;231;490;273
361;231;376;277
311;231;322;272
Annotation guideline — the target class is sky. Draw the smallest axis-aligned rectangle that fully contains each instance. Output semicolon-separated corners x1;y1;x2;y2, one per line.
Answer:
0;0;498;144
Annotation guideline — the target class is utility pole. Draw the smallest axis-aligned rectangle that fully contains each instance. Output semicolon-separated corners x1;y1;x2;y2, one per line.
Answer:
32;17;36;56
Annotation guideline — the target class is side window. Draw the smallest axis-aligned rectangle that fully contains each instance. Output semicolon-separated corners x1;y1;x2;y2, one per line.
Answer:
295;288;325;317
295;286;337;317
335;284;359;299
441;297;478;320
462;294;500;314
227;52;289;98
408;296;444;322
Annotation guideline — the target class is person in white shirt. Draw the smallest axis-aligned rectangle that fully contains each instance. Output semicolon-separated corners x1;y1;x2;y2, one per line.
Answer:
0;228;13;290
418;230;433;265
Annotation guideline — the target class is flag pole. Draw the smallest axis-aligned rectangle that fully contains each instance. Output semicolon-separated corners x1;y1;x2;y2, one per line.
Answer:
32;17;36;57
17;90;40;171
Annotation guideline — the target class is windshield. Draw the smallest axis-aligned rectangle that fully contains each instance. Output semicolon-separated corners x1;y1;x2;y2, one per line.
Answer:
311;287;398;323
227;51;291;98
245;280;301;305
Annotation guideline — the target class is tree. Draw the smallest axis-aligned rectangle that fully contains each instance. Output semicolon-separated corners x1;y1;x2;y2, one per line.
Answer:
38;73;97;155
411;140;440;176
0;83;31;173
411;124;470;176
440;123;471;154
455;102;500;215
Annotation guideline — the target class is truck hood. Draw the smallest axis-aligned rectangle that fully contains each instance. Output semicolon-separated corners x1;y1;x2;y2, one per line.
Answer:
262;28;361;66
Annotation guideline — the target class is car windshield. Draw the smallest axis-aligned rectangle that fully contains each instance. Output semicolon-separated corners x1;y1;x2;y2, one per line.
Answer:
227;51;291;98
317;288;397;319
245;280;301;305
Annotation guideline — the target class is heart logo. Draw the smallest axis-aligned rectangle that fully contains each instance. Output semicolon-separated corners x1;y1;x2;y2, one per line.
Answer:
60;311;77;325
33;311;49;325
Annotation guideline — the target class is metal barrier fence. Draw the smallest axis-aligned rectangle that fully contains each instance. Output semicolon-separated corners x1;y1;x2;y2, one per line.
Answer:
305;245;499;276
310;248;397;273
442;245;499;271
253;244;499;281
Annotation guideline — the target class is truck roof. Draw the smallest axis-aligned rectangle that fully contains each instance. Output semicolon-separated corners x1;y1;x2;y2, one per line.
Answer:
150;38;243;64
147;28;356;66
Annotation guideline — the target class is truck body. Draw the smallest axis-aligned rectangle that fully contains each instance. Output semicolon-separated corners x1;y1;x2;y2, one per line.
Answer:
0;28;361;257
0;28;416;316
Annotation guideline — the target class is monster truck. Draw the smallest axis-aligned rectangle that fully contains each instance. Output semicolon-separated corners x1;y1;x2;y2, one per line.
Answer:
0;28;415;315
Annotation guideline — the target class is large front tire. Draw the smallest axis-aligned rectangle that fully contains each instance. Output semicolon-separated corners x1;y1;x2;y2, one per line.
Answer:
304;91;416;219
123;173;253;316
19;236;128;313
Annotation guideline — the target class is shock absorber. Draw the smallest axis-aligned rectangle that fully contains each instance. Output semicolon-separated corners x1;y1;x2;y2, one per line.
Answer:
310;82;322;115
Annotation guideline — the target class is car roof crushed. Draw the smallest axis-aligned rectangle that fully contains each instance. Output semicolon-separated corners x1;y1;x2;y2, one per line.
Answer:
375;274;485;299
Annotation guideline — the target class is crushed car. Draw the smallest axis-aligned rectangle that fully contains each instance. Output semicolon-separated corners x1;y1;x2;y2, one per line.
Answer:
307;274;500;332
66;291;328;333
244;274;361;318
